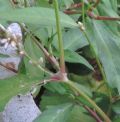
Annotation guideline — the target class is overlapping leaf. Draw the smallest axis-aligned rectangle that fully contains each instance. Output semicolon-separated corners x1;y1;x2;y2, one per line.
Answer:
24;35;45;79
85;19;120;94
34;103;73;122
0;7;78;28
0;74;40;112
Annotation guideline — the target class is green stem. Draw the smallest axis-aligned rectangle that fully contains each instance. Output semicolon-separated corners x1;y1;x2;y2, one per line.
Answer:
83;31;113;116
83;32;104;80
83;31;112;94
65;80;111;122
53;0;66;73
21;25;60;71
94;82;105;92
82;0;85;25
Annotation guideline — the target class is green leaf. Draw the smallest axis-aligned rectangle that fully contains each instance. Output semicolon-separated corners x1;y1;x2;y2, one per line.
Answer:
63;0;74;8
98;3;120;33
36;0;52;8
0;0;13;11
0;7;78;28
0;74;39;112
113;116;120;122
110;0;118;11
64;50;94;70
112;101;120;114
86;19;120;94
34;103;73;122
40;92;73;110
73;82;92;97
0;0;13;24
67;105;96;122
45;82;67;95
24;35;45;79
63;28;88;51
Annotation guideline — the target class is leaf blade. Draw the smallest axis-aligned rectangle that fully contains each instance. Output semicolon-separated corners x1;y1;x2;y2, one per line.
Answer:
0;7;78;28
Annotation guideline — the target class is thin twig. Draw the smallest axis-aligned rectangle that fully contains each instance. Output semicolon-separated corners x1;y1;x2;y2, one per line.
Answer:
0;62;18;73
65;81;111;122
68;3;83;9
76;100;103;122
83;105;103;122
21;25;60;71
64;10;81;14
88;12;120;21
66;80;111;122
63;1;120;21
88;0;100;11
32;37;60;71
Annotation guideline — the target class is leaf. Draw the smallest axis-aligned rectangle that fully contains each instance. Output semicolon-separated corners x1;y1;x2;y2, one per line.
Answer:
66;105;96;122
63;0;74;8
86;19;120;94
34;103;73;122
110;0;118;11
94;93;110;113
64;50;94;70
40;92;73;110
98;3;120;33
24;35;45;79
0;0;13;11
0;74;39;111
69;73;95;88
63;28;88;50
112;101;120;115
0;7;78;28
113;116;120;122
73;82;92;97
36;0;52;8
45;82;67;95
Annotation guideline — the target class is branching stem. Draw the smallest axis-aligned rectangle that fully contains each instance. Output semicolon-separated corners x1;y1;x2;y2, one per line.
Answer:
65;80;111;122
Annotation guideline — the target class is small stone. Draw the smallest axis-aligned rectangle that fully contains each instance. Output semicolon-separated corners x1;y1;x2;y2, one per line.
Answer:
0;39;8;44
4;42;9;49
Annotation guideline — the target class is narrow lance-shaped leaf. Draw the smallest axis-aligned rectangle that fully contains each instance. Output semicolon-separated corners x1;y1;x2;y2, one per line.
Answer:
64;50;94;70
86;19;120;94
0;7;78;28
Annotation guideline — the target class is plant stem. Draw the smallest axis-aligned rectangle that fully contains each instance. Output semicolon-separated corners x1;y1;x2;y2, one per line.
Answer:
82;0;85;25
32;37;60;71
83;32;105;81
88;0;100;12
65;80;111;122
83;30;113;117
83;104;102;122
21;25;60;71
76;99;102;122
53;0;66;73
